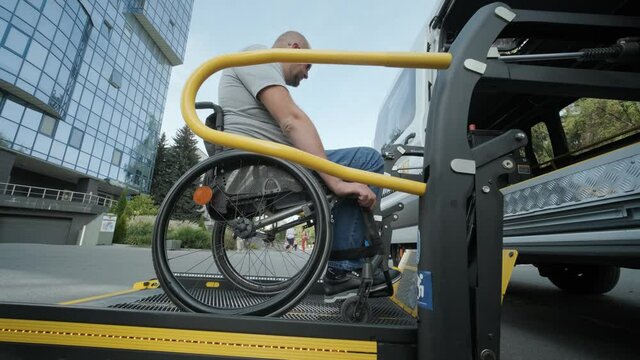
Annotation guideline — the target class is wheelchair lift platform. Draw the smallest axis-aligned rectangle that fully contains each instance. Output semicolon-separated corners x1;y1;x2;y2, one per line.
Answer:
61;275;416;326
0;275;418;359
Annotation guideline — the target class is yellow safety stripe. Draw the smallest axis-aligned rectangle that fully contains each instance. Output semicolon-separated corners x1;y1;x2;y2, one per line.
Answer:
58;280;159;305
182;49;452;196
0;318;376;360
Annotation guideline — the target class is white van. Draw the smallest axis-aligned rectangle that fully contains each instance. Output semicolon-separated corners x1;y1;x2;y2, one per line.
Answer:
374;17;443;257
374;0;640;292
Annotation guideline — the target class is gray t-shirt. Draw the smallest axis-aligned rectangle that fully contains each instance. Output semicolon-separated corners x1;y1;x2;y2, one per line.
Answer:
218;44;292;146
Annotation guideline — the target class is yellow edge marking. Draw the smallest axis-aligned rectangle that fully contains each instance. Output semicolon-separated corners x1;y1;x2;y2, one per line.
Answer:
0;318;376;360
389;267;418;318
390;295;418;318
501;249;518;303
205;281;220;288
59;280;159;305
182;49;451;196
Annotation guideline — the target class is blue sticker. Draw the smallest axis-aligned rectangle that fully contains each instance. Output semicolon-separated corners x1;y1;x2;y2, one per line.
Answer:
417;271;433;310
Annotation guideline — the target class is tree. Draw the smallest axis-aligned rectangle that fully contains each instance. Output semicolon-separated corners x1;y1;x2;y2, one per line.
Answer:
531;99;640;165
127;194;159;216
562;99;640;152
150;132;171;206
111;189;130;243
167;125;201;221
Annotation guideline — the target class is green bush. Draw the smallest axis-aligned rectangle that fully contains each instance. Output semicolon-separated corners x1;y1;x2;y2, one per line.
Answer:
127;194;159;216
126;217;154;246
168;224;211;249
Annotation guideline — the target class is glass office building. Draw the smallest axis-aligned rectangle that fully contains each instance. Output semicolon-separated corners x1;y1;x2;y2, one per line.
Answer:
0;0;193;197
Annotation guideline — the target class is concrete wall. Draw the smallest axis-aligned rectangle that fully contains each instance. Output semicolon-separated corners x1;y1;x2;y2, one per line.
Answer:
0;195;106;245
10;168;76;191
0;150;15;183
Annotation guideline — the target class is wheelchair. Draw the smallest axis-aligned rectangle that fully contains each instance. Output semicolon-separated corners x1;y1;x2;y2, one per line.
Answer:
152;102;399;321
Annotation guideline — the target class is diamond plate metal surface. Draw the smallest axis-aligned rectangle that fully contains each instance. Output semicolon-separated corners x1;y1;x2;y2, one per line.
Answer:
110;291;415;326
504;153;640;216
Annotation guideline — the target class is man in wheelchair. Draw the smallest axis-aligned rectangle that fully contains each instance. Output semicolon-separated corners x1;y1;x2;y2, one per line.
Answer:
214;30;401;302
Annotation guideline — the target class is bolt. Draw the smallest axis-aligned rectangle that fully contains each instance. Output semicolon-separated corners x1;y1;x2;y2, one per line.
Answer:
509;251;514;257
515;132;526;141
482;185;491;193
393;214;399;220
384;225;389;229
481;349;496;360
502;159;514;169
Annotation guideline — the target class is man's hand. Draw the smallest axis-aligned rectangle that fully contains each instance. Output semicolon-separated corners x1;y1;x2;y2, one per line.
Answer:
330;181;377;210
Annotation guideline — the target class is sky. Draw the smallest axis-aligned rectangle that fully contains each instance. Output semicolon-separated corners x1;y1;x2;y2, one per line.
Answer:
161;0;436;151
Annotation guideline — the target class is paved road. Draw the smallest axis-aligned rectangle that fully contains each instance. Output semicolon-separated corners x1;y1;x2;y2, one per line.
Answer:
0;243;312;303
0;244;156;304
0;244;638;358
501;265;639;359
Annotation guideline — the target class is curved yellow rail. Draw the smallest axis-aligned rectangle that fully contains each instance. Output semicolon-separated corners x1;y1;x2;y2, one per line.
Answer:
181;49;452;195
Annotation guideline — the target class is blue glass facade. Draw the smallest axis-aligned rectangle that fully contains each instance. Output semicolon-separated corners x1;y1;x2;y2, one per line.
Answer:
0;0;193;193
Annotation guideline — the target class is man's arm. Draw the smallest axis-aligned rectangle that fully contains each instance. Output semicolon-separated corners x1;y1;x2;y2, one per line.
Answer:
258;85;376;209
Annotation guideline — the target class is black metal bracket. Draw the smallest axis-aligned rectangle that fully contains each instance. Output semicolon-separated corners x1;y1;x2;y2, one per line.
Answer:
471;129;528;167
469;131;528;359
382;144;425;183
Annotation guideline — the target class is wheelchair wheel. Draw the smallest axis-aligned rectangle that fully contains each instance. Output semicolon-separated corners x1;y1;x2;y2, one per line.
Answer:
152;150;331;316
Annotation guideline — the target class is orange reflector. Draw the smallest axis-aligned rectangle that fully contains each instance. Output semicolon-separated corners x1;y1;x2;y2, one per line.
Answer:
193;186;213;205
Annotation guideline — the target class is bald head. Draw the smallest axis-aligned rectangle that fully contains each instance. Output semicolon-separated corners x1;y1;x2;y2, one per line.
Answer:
272;31;312;87
273;31;310;49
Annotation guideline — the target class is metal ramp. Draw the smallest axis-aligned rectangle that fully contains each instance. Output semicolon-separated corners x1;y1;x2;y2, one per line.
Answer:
85;271;414;326
108;290;415;326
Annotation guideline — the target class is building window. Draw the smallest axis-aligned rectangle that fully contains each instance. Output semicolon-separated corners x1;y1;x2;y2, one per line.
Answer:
39;114;57;136
101;20;113;39
112;149;122;165
3;26;30;56
69;127;83;148
123;22;132;38
109;69;122;88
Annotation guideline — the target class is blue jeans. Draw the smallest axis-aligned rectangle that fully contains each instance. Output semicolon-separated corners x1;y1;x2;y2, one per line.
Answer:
325;147;384;271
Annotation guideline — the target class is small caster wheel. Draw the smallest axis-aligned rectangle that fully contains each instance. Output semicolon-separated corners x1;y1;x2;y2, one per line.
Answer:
340;297;371;323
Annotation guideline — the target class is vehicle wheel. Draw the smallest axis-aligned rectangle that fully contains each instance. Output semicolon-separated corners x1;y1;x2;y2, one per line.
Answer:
540;264;620;294
152;150;331;316
340;297;371;323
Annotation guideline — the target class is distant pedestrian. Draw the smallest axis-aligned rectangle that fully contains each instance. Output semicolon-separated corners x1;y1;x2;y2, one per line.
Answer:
301;230;309;252
285;227;296;251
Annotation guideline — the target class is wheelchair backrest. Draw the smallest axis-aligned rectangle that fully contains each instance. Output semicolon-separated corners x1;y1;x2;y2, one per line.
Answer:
195;101;224;156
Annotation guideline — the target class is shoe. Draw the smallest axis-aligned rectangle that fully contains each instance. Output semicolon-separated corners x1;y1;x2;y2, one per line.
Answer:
323;267;402;303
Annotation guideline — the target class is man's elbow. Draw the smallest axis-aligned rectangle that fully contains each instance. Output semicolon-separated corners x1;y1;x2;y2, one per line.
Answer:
279;113;306;137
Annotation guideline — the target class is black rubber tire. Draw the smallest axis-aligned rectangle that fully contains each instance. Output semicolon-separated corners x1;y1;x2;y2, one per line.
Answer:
152;150;332;316
341;297;371;323
542;264;620;294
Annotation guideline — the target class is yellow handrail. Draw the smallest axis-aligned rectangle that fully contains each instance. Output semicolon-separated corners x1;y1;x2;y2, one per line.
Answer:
181;49;452;196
